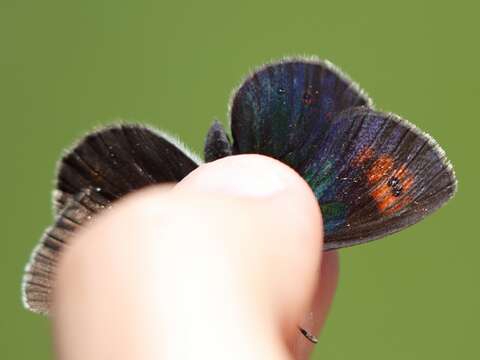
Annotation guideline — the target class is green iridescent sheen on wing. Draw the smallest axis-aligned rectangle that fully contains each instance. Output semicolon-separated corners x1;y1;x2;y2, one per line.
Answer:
320;202;348;233
303;160;348;233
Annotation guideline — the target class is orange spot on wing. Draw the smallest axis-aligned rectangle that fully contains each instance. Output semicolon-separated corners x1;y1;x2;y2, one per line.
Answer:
366;158;415;215
371;184;394;211
371;184;412;215
353;147;375;165
367;155;395;183
352;148;416;215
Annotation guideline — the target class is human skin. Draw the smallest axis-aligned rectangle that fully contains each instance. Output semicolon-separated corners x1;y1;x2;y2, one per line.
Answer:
52;155;339;360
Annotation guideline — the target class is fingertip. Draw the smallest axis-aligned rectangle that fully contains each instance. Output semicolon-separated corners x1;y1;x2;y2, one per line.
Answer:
176;154;318;204
176;154;323;262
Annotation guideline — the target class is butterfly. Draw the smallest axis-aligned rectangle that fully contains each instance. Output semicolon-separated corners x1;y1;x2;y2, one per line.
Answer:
22;57;457;342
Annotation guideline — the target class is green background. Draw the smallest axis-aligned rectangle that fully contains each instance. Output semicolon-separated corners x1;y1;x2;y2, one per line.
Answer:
1;0;477;358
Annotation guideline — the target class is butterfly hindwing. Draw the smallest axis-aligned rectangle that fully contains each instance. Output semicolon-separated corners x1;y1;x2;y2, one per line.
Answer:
23;188;111;313
296;107;456;249
229;58;373;167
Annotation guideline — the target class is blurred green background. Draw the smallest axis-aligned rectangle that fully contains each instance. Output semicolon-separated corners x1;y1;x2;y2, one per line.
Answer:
1;0;477;358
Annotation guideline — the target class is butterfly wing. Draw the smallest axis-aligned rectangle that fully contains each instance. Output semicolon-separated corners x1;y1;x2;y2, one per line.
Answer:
24;125;199;313
299;107;456;249
229;57;373;166
54;124;199;212
229;59;456;249
23;188;111;313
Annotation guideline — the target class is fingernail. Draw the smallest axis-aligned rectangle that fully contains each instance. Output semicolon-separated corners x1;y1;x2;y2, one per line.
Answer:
176;154;301;197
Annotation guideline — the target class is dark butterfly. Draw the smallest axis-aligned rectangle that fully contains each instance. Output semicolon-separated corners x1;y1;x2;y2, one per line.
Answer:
22;57;457;342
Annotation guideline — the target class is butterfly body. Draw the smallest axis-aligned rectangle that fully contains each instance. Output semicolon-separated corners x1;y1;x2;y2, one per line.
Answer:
22;56;456;314
204;121;232;162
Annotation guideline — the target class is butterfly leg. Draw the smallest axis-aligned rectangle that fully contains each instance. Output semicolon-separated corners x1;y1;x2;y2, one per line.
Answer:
299;326;318;343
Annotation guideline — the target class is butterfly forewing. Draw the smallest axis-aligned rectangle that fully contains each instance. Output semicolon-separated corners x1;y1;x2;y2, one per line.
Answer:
230;58;373;168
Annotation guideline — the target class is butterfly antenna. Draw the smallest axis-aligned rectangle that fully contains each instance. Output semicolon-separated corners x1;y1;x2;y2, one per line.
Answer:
299;326;318;344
